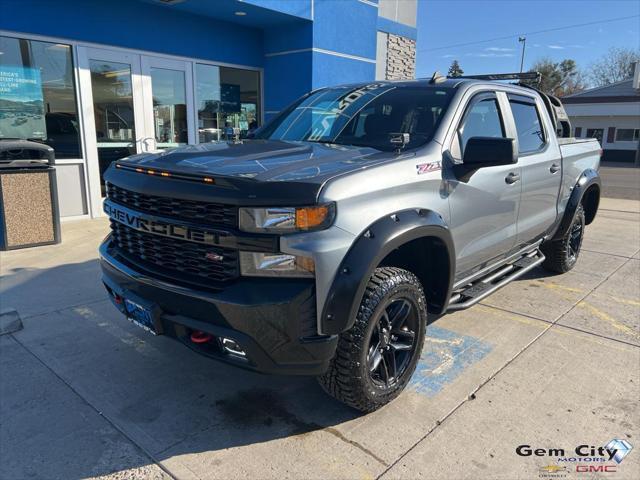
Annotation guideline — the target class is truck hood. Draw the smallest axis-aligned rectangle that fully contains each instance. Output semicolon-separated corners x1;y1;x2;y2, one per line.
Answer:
119;140;395;184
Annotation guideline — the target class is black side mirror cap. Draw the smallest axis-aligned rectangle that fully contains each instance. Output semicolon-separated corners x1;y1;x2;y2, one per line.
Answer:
463;137;517;168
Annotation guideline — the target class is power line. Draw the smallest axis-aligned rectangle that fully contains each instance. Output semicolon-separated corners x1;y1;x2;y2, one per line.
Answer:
418;14;640;52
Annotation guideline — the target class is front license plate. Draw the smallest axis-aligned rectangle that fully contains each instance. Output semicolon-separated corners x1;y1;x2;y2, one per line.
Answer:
124;298;157;335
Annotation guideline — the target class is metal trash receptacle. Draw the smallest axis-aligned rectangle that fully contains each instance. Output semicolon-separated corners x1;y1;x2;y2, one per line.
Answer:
0;140;61;250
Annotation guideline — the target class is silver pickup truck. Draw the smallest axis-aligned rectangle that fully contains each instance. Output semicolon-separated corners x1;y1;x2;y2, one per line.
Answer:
100;73;601;412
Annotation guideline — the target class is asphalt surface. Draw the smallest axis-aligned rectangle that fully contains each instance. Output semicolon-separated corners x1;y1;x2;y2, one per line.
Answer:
1;195;639;480
599;162;640;200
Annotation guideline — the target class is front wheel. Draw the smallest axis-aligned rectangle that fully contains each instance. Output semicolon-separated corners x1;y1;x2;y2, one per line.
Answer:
317;267;427;412
542;204;586;273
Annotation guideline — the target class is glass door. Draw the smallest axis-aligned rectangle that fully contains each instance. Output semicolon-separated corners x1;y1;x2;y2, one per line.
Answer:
78;47;147;204
140;56;195;149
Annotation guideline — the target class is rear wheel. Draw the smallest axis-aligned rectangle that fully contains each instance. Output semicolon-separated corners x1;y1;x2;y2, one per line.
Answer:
317;267;427;412
542;204;586;273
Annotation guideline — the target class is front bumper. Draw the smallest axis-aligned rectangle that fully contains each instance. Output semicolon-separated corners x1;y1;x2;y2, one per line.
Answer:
99;239;337;375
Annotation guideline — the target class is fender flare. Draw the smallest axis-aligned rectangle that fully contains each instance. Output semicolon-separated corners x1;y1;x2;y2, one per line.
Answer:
553;168;601;239
320;209;455;335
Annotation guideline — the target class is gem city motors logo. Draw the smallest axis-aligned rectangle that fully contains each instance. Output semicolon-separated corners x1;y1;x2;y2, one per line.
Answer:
517;439;633;477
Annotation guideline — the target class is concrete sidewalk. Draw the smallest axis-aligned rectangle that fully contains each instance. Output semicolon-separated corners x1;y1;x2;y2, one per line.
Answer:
1;199;638;480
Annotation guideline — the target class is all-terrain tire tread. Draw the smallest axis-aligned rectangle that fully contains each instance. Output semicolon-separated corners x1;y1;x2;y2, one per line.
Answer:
317;267;427;412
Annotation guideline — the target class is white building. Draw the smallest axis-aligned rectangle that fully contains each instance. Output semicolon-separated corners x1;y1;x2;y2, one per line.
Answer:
564;64;640;164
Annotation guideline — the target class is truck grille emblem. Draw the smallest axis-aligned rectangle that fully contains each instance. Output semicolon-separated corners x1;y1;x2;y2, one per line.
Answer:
205;252;224;262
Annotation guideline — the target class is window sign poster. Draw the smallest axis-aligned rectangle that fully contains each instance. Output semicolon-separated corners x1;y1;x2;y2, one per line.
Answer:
220;84;241;113
0;65;47;140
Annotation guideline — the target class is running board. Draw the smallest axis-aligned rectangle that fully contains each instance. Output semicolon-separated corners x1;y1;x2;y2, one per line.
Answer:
446;250;545;311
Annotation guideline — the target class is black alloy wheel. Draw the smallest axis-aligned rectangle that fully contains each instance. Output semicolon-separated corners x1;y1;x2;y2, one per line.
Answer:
541;203;586;274
367;298;419;387
567;219;584;264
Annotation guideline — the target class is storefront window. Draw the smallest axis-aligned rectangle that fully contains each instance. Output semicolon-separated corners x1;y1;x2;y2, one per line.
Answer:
0;36;82;158
196;64;260;142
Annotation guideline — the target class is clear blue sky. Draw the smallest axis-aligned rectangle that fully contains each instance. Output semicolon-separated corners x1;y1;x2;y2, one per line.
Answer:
416;0;640;83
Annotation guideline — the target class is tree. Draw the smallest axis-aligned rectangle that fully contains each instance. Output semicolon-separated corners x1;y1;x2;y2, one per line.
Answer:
589;47;640;86
526;58;584;97
447;60;464;77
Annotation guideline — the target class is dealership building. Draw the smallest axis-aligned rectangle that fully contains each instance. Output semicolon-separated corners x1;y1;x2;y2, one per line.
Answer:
0;0;417;221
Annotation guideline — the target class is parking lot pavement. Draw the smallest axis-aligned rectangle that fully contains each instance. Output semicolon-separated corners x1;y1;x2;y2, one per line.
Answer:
1;198;638;480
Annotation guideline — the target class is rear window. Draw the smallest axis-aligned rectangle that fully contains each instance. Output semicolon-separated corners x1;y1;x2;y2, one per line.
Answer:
509;99;546;153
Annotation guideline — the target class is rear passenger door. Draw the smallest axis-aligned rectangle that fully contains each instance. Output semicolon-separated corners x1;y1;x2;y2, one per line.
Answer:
447;91;521;278
507;94;561;246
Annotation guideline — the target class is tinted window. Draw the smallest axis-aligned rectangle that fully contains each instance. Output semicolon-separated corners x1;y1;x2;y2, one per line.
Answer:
196;64;260;141
0;35;82;158
586;128;604;143
459;97;504;154
256;85;454;152
510;100;545;153
615;129;639;142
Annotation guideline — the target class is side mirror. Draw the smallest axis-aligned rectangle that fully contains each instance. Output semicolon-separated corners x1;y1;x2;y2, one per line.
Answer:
463;137;517;168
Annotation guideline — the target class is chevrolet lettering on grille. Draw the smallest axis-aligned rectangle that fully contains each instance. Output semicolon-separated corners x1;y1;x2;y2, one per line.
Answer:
104;200;225;246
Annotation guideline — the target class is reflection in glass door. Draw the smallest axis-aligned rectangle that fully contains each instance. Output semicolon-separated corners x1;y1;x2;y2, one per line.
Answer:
141;56;195;149
150;68;187;147
89;59;137;195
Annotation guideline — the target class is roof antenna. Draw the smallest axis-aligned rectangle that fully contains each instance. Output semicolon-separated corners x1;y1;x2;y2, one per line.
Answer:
429;71;447;84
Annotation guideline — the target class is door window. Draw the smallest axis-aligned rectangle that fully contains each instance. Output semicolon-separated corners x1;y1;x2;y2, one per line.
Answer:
456;96;505;157
149;67;188;147
509;99;545;153
89;60;137;194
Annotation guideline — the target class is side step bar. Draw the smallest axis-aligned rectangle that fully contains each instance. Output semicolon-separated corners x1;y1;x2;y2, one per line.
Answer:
447;249;545;311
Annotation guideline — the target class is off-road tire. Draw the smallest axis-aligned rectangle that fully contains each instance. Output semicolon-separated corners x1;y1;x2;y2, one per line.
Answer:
542;204;586;273
317;267;427;412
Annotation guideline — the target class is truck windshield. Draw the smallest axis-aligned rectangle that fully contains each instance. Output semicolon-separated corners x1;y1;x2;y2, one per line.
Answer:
254;84;454;151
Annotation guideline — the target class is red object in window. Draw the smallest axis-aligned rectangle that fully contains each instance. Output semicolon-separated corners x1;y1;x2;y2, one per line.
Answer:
190;331;213;344
607;127;616;143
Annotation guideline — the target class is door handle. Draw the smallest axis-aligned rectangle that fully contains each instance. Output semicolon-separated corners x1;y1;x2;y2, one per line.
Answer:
550;163;561;174
505;172;520;184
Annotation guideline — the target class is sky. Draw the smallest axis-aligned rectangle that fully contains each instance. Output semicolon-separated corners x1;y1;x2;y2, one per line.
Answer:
416;0;640;84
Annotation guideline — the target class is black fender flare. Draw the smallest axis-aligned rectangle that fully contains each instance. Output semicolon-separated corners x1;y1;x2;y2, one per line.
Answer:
553;168;601;239
320;209;455;335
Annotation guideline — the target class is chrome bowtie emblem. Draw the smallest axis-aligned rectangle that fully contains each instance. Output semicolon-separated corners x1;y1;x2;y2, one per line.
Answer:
205;252;224;262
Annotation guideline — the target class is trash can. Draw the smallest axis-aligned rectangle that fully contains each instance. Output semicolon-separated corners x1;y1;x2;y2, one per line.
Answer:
0;140;61;250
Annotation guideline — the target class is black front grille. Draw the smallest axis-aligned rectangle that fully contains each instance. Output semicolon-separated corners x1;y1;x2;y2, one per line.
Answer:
110;221;239;288
106;183;237;228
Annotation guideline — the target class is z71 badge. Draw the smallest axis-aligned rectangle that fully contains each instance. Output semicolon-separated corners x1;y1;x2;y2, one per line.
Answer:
416;161;442;175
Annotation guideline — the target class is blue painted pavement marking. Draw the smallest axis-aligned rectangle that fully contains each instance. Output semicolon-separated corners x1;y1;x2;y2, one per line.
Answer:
410;325;494;397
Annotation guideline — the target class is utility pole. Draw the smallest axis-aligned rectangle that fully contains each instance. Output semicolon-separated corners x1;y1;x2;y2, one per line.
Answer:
519;36;527;73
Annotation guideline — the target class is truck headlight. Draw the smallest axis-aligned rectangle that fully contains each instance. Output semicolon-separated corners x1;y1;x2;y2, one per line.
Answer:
238;204;335;233
240;252;315;278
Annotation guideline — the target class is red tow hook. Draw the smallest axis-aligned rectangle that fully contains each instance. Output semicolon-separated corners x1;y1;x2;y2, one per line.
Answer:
190;331;213;344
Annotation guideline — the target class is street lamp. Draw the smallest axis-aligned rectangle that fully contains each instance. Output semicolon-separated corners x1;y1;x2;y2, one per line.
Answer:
519;36;527;73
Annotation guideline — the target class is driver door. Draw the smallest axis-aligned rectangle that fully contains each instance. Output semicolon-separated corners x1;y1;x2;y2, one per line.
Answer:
446;91;522;279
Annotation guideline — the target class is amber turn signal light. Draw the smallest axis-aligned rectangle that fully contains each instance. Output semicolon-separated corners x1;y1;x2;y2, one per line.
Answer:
295;205;333;230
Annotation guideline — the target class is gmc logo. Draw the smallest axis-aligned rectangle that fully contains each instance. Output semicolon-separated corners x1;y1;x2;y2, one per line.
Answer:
576;465;617;473
104;201;224;246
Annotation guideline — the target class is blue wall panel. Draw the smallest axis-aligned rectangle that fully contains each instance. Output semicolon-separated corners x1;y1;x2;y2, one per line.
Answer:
263;22;313;54
0;0;264;67
312;0;377;60
263;52;312;116
311;52;375;89
244;0;312;20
